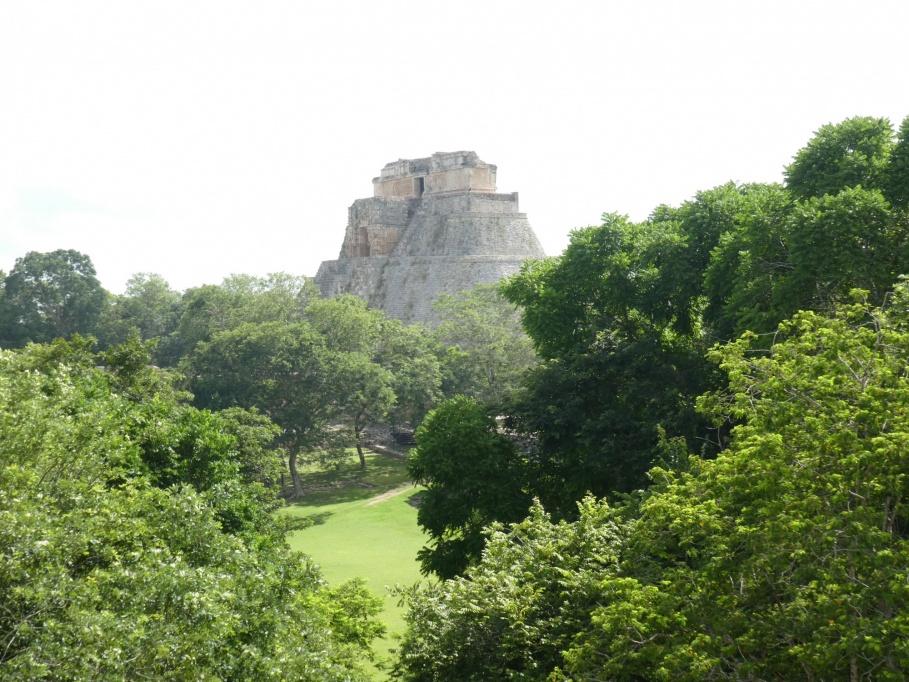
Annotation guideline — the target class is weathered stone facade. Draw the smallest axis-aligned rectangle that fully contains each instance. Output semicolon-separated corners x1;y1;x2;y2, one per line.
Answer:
315;152;545;324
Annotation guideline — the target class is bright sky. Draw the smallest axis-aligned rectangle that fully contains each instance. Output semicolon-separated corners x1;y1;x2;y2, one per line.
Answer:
1;1;908;294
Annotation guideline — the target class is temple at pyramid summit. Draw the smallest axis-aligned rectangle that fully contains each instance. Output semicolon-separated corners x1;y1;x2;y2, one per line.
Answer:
314;151;546;324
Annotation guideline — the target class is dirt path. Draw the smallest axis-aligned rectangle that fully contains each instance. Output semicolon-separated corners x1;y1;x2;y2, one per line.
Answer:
365;484;413;506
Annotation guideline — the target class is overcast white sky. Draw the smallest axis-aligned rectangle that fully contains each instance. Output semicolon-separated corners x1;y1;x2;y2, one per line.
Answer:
1;1;908;294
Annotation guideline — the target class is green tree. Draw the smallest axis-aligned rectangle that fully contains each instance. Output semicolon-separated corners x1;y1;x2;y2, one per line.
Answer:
0;249;110;347
333;351;396;470
885;114;909;208
645;182;757;338
187;296;441;485
773;186;906;319
785;115;894;200
103;272;184;360
377;318;443;426
173;273;318;361
186;321;341;498
121;272;181;338
394;497;626;681
396;291;909;680
502;214;720;512
305;294;442;442
0;339;383;680
567;294;909;680
408;396;531;578
700;183;794;339
433;284;537;406
303;294;386;353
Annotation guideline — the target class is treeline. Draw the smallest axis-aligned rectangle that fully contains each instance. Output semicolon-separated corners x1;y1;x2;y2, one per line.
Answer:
398;115;909;679
0;225;536;674
4;114;909;679
0;259;536;495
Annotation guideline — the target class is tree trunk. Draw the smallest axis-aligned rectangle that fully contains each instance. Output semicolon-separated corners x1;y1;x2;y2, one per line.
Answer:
355;423;366;470
289;450;304;498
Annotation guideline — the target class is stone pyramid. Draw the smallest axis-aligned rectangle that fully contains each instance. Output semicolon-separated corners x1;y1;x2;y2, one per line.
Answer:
314;151;546;324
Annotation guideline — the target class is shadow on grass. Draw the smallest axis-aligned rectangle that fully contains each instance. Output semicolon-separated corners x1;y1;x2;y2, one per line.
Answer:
301;511;335;526
286;451;414;509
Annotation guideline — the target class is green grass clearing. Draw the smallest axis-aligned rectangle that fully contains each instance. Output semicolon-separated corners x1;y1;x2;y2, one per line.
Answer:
283;451;427;678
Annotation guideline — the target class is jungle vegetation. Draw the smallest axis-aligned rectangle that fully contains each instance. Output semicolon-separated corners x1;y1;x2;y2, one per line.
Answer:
2;115;909;680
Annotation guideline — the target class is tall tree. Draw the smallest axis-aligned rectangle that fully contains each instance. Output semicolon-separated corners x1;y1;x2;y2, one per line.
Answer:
393;497;626;681
701;183;794;339
502;213;720;513
645;182;755;338
116;272;182;338
774;186;906;318
785;116;894;200
567;294;909;680
174;273;318;361
102;272;184;361
433;284;537;406
305;294;443;436
0;249;109;347
396;290;909;681
187;295;441;486
376;318;443;426
186;321;340;498
408;396;531;578
885;114;909;208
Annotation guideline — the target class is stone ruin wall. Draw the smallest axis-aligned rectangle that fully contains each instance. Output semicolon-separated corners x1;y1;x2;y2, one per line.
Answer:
315;151;546;324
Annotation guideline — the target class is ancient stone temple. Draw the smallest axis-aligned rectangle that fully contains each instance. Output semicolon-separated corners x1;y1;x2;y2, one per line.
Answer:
314;151;546;324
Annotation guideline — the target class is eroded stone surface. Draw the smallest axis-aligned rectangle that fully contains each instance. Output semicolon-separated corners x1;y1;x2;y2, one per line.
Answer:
315;151;545;324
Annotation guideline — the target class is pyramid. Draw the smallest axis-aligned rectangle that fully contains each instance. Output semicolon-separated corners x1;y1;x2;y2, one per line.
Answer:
314;151;546;324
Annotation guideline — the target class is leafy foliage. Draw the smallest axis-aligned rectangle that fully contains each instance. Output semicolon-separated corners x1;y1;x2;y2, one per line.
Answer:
433;284;537;406
700;182;794;339
408;396;531;578
187;295;442;489
0;339;383;680
775;186;906;320
394;497;626;681
170;272;319;362
397;291;909;680
785;115;895;200
502;210;722;511
567;295;909;680
396;116;909;679
186;320;342;496
0;249;109;347
886;115;909;208
103;272;184;361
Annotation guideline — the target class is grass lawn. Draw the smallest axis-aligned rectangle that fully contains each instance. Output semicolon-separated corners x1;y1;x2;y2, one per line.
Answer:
283;451;428;678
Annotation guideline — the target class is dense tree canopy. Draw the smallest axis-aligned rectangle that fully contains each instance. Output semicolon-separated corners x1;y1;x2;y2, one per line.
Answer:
187;295;442;489
501;211;722;511
395;114;909;677
0;249;109;347
171;273;319;363
396;289;909;681
493;115;909;519
186;320;342;496
103;272;184;359
886;115;909;208
394;496;625;681
6;114;909;681
566;294;909;680
785;115;895;200
433;284;537;406
408;396;531;578
0;338;383;680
